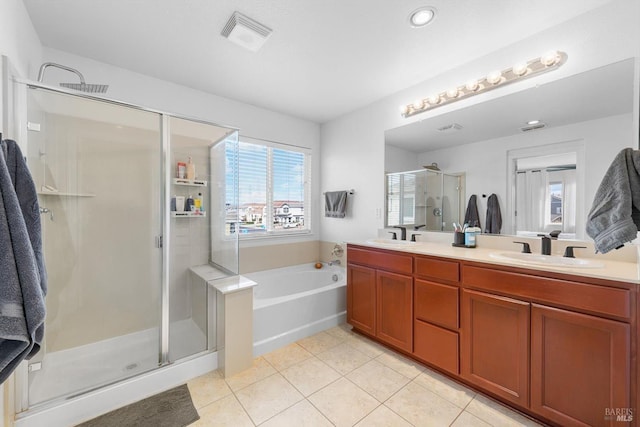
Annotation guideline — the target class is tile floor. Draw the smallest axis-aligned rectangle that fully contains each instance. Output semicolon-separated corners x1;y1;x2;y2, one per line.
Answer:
187;324;543;427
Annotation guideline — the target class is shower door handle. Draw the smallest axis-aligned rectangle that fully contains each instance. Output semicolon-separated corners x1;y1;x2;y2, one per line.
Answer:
39;207;53;221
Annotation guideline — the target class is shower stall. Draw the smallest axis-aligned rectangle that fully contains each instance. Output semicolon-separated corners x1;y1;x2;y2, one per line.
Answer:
6;78;239;415
386;168;463;231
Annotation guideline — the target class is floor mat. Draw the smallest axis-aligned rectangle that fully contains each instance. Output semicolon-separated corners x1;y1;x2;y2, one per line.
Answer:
77;384;199;427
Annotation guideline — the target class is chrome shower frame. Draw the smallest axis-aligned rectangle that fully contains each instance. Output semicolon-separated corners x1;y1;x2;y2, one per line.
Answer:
8;77;239;418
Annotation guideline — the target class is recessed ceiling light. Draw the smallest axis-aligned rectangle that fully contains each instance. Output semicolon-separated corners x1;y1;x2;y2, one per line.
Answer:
527;120;541;125
409;7;436;28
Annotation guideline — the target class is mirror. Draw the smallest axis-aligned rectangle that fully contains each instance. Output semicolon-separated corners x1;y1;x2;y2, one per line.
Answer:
384;59;636;239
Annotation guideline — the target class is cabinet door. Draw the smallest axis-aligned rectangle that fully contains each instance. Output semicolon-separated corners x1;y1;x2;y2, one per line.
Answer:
461;289;530;407
376;270;413;352
531;304;630;427
347;264;376;335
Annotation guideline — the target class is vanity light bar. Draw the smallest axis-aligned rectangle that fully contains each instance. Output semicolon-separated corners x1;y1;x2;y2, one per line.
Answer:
400;51;567;118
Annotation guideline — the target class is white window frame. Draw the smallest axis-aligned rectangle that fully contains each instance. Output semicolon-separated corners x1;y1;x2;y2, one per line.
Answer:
235;136;312;239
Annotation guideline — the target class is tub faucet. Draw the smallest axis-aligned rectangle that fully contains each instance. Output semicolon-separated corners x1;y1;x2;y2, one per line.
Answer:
328;260;341;266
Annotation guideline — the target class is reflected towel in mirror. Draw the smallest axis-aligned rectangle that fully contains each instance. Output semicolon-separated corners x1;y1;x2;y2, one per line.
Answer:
485;193;502;234
464;194;480;228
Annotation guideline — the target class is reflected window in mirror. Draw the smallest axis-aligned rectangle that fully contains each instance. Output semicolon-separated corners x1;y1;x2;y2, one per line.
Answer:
514;153;577;238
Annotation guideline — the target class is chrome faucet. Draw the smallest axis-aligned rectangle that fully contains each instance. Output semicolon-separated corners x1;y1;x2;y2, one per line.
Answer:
328;260;341;266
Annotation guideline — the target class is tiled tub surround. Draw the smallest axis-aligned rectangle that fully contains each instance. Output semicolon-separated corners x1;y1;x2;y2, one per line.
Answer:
187;324;542;426
346;238;638;427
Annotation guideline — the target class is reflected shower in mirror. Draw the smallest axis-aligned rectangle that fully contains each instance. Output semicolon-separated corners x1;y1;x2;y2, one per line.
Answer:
386;168;463;232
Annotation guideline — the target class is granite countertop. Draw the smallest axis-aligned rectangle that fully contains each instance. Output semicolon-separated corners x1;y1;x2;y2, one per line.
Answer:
348;238;640;284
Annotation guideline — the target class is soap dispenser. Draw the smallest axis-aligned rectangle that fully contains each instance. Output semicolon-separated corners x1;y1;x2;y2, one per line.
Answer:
186;157;196;180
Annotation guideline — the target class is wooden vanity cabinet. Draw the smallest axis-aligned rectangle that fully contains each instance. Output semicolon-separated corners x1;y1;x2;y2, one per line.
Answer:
347;245;413;352
346;263;376;335
413;255;460;374
347;245;636;427
376;270;413;351
461;289;530;407
530;304;630;427
462;263;633;427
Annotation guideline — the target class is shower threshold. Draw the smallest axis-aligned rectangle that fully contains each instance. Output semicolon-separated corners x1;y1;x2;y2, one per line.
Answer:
27;318;205;406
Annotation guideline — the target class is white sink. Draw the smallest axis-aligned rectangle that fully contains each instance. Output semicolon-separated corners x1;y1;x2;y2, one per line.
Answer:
489;252;604;269
365;238;417;246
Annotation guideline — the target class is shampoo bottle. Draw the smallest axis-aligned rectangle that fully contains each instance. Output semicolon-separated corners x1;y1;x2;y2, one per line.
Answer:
186;156;196;180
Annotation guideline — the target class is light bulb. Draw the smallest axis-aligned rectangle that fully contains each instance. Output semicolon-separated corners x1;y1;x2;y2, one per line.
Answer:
446;88;460;98
400;105;409;116
541;50;560;66
428;94;441;105
487;70;502;85
465;79;479;91
512;62;528;76
409;7;436;27
413;99;425;110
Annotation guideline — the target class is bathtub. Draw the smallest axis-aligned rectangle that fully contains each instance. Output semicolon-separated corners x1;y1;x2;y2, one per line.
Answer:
246;263;347;356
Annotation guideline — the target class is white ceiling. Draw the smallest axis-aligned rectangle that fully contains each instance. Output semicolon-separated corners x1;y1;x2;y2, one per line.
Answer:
22;0;613;123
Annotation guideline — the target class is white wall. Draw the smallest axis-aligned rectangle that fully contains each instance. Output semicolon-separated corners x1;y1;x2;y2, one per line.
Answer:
384;144;421;173
0;0;43;135
32;48;322;246
319;0;640;243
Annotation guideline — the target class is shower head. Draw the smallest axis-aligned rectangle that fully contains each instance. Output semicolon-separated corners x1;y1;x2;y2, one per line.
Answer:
423;162;441;171
59;82;109;94
37;62;109;94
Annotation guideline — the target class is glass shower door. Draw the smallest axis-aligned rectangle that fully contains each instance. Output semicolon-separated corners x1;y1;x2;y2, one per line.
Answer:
167;116;238;361
24;86;163;406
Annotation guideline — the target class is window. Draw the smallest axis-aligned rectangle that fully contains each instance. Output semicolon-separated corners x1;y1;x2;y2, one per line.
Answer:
226;138;311;236
548;181;563;225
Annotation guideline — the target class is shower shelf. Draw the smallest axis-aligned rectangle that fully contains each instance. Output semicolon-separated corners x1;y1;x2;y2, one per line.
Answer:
171;212;207;218
37;191;95;197
173;178;207;187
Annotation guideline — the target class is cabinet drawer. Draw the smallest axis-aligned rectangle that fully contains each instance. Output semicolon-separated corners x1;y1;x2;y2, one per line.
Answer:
414;320;459;375
415;256;459;282
462;265;631;321
348;246;413;274
415;279;459;329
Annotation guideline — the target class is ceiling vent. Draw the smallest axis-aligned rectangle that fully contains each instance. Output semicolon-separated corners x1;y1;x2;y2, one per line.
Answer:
520;122;546;132
437;123;463;132
221;11;272;52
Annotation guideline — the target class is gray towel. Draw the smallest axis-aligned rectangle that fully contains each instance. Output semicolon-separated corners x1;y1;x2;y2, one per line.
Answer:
485;193;502;234
464;195;480;228
586;148;640;253
0;139;46;383
325;191;347;218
